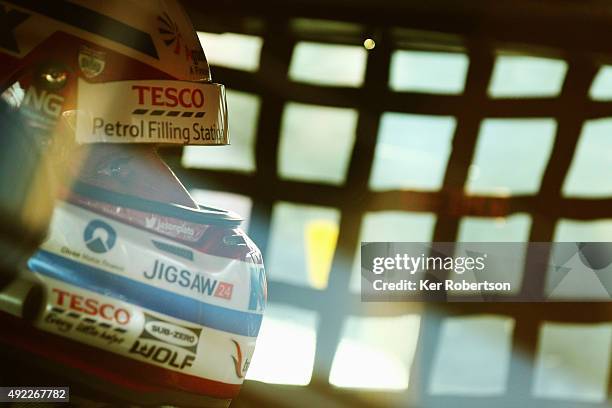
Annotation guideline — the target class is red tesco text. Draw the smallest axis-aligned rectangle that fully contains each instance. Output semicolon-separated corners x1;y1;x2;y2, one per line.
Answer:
52;288;131;325
132;85;204;108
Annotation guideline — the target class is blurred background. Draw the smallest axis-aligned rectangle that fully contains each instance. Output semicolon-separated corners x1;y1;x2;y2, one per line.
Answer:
164;1;612;406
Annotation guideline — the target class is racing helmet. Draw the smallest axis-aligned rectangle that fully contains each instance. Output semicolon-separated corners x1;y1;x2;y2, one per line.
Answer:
0;1;266;406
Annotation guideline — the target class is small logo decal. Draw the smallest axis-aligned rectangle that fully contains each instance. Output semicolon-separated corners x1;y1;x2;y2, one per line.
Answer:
129;313;202;371
145;215;158;229
141;314;201;352
214;282;234;300
158;12;183;56
78;46;106;78
83;219;117;254
157;11;208;76
231;339;250;379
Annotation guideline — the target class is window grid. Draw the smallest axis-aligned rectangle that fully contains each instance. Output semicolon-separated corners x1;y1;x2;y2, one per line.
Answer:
161;20;612;408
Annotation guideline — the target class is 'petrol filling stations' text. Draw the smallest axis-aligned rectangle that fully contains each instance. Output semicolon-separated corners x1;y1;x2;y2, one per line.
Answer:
91;117;224;144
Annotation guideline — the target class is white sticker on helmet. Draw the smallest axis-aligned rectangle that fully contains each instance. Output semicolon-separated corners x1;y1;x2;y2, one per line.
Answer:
75;79;229;145
26;200;265;386
36;277;255;386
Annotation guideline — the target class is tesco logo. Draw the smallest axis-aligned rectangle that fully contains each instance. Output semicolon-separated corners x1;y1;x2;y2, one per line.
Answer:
132;85;204;108
52;288;131;325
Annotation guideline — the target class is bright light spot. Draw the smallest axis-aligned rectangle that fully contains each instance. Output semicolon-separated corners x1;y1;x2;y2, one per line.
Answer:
363;38;376;50
305;220;339;290
246;304;317;385
196;32;263;72
329;315;421;390
488;55;567;97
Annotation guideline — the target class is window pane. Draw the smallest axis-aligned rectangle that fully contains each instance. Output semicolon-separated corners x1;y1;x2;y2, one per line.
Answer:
554;219;612;242
369;113;456;191
488;55;567;97
278;102;357;184
429;316;515;395
329;315;421;390
458;213;532;242
358;211;437;242
589;66;612;100
350;211;436;292
289;42;367;87
182;89;259;172
246;303;318;385
533;323;612;402
196;32;262;72
549;220;612;300
562;118;612;198
267;202;340;290
546;243;612;300
465;119;557;196
389;50;469;94
190;189;252;230
451;214;532;296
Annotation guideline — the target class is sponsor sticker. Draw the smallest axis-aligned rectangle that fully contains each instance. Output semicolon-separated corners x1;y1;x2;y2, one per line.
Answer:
230;339;250;379
83;219;116;254
143;259;234;300
43;286;131;347
129;313;201;370
214;282;234;300
36;202;262;314
51;287;131;325
75;79;228;145
78;46;106;78
36;279;255;384
69;194;207;243
18;85;64;136
140;313;201;351
157;11;208;78
28;202;263;384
